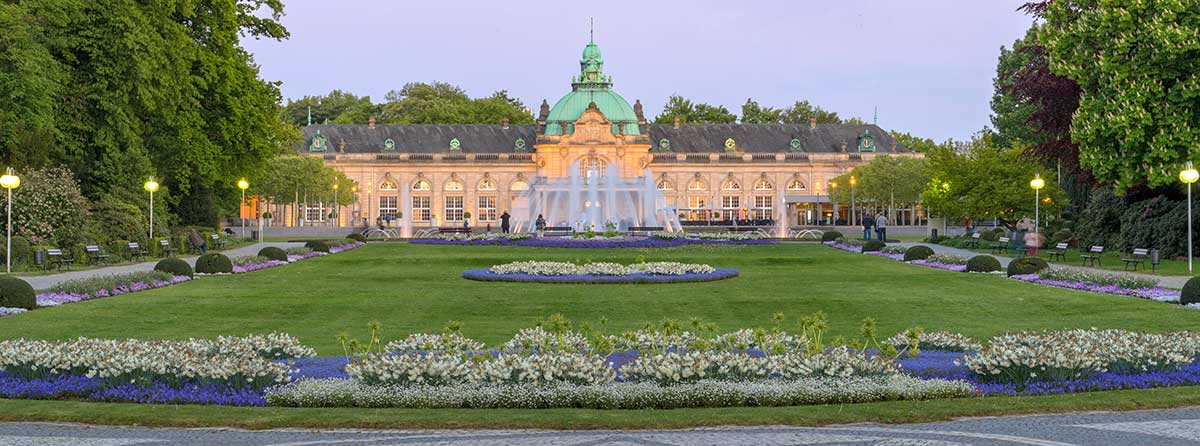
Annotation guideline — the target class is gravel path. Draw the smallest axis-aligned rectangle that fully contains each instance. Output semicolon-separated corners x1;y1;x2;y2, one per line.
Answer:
0;407;1198;445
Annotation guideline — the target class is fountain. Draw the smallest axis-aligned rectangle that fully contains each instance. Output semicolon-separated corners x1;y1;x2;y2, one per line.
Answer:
512;161;682;234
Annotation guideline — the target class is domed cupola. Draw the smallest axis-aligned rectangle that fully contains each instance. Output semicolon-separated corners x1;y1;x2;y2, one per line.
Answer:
544;38;640;136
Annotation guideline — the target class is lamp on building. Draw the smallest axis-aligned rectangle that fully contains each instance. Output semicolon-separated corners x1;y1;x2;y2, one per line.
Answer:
1181;162;1199;272
1029;174;1044;235
237;178;249;238
0;168;20;273
143;176;159;240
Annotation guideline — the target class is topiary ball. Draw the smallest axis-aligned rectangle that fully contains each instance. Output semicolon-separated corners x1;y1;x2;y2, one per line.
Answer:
305;240;331;253
1182;277;1200;306
347;233;367;242
821;230;843;242
0;276;36;310
258;246;288;262
862;240;886;252
1006;257;1049;277
154;257;194;278
966;255;1002;273
195;253;233;274
979;231;996;242
903;245;935;261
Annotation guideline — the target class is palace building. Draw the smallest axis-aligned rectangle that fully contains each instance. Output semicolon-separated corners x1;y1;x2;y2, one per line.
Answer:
298;38;921;231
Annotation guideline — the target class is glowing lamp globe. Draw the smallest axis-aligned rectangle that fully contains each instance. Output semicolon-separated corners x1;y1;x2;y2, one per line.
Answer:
143;176;159;193
237;179;249;190
0;169;19;190
1030;175;1045;191
1181;162;1199;184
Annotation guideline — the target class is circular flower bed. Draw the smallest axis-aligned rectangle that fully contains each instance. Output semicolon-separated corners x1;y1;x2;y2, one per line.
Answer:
464;261;739;284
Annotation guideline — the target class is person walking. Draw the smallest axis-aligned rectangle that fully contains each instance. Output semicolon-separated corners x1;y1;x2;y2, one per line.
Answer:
535;214;546;238
500;211;511;234
861;212;873;241
188;229;207;254
875;212;888;242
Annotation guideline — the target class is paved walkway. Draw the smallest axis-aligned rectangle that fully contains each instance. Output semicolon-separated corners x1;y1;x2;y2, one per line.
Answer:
0;407;1198;445
17;242;303;290
893;242;1191;289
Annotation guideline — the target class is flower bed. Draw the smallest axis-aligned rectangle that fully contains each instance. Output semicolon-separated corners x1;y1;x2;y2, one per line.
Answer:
413;234;775;248
823;241;862;253
231;256;288;274
35;271;190;307
464;261;737;284
1010;271;1178;302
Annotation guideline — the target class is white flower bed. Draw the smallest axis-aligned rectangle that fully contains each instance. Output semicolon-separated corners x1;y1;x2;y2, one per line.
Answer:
478;353;614;385
346;353;475;386
711;329;807;353
695;232;766;241
488;261;715;276
501;327;592;353
769;347;899;378
430;233;532;241
266;375;973;409
0;307;27;317
604;330;698;352
346;352;615;386
386;333;486;353
963;329;1200;383
650;231;685;240
887;330;982;352
621;348;897;384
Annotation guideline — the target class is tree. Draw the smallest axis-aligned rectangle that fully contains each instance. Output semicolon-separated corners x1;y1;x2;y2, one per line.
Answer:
740;99;783;124
831;156;930;223
889;131;939;154
284;90;373;126
1039;0;1199;189
377;82;533;124
652;95;737;124
990;27;1039;149
780;100;841;125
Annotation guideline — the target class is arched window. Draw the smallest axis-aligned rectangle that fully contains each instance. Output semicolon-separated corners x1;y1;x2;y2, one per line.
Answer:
687;179;707;191
378;180;398;191
444;180;463;192
478;179;497;191
657;180;674;191
786;179;806;191
721;180;741;191
754;179;774;191
579;157;607;184
510;180;529;191
412;180;431;191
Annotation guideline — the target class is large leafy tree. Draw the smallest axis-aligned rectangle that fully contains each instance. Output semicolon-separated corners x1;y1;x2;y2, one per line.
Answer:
377;82;532;125
831;156;930;222
1038;0;1200;189
740;99;783;124
283;90;375;126
780;100;842;125
652;95;737;124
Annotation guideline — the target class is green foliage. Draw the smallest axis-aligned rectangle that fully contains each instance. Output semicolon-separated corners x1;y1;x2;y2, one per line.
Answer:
922;137;1064;228
1006;257;1049;277
979;230;997;242
1050;229;1074;247
830;156;929;215
739;98;844;125
346;233;367;242
3;236;33;265
154;258;193;278
0;276;35;310
373;83;534;125
652;95;737;124
257;247;288;262
195;253;233;274
1182;277;1200;306
965;255;1002;273
889;131;940;154
862;240;886;252
821;230;843;242
305;240;331;253
990;26;1041;149
903;245;935;262
283;90;376;126
0;167;89;246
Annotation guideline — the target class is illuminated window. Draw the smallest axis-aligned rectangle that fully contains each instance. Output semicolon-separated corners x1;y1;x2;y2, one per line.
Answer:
378;180;398;191
445;196;464;221
412;180;431;191
657;180;674;191
754;179;773;191
510;180;529;191
478;179;497;191
478;196;497;222
445;180;464;192
721;180;741;191
412;196;430;221
786;179;806;191
687;179;707;191
753;196;773;220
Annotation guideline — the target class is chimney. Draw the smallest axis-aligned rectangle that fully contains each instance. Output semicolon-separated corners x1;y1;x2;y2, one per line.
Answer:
501;117;510;130
809;117;817;129
673;116;680;129
839;142;847;152
368;115;376;129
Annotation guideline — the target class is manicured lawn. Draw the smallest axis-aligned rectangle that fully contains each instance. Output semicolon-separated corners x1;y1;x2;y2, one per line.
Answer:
941;242;1195;278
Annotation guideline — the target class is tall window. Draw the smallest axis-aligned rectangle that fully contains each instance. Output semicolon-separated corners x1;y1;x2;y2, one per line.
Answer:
445;196;464;221
687;196;707;221
379;196;397;220
753;196;773;220
412;196;431;221
304;203;326;222
721;196;740;221
478;196;497;222
579;157;607;184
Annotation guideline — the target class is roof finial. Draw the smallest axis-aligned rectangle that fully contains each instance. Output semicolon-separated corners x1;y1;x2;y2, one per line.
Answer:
306;106;312;127
589;17;594;43
873;106;878;126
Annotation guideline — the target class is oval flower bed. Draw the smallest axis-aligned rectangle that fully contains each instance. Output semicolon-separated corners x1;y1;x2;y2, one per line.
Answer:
463;261;739;284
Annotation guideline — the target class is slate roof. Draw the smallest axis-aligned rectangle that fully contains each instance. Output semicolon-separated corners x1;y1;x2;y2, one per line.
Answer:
299;123;909;154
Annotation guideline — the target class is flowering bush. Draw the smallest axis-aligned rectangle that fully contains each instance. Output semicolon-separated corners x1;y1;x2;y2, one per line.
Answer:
1035;269;1158;290
619;351;770;384
710;328;806;353
488;261;716;276
1010;274;1180;302
36;272;189;307
346;352;615;387
502;327;591;353
386;333;486;353
604;330;698;353
231;255;287;274
887;330;982;352
650;231;685;240
925;253;969;265
478;353;615;385
768;347;900;378
694;232;767;241
346;353;475;386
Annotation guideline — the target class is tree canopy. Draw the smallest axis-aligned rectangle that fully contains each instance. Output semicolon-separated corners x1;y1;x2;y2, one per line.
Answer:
652;95;737;124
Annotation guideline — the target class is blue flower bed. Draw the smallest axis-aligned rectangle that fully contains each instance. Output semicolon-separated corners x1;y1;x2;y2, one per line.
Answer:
0;371;266;406
412;237;776;249
462;268;740;284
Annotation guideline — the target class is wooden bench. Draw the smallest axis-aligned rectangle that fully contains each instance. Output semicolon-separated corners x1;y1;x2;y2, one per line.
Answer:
627;226;665;236
965;232;982;249
45;248;75;271
543;226;572;237
1081;245;1104;267
436;227;471;234
159;239;176;257
1047;242;1069;262
85;245;110;265
127;242;147;261
990;237;1010;255
1121;248;1149;271
210;234;227;250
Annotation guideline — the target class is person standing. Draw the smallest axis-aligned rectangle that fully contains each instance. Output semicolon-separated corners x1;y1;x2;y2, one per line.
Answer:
875;213;889;242
535;214;546;237
861;212;873;241
188;229;207;254
500;211;511;234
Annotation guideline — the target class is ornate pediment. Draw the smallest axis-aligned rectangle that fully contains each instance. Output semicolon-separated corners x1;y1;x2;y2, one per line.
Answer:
563;102;618;145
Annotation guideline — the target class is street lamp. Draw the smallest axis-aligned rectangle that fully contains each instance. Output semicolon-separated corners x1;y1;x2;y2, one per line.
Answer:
350;185;358;227
237;178;249;238
332;183;340;227
1029;174;1045;235
849;176;857;226
144;176;159;240
1181;162;1199;272
0;168;19;273
830;181;838;225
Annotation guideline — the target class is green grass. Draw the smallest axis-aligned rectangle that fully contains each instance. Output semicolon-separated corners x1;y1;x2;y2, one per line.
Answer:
3;242;1200;428
939;241;1193;277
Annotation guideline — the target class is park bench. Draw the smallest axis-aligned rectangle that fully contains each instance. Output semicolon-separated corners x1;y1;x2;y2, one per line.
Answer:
436;227;471;235
542;226;572;237
127;242;147;261
990;237;1010;255
1048;242;1069;262
45;248;75;271
159;239;176;257
964;232;982;249
210;234;227;250
1080;245;1104;267
85;245;110;265
627;226;664;236
1121;248;1149;271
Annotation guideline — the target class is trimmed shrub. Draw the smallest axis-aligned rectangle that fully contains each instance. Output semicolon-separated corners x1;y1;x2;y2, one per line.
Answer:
305;240;331;253
903;245;935;261
1182;277;1200;306
821;231;843;242
1050;228;1074;246
258;246;288;262
154;258;194;278
0;276;36;310
990;228;1006;240
347;233;367;242
1006;257;1049;277
979;230;996;242
195;253;233;274
966;255;1001;273
862;240;886;252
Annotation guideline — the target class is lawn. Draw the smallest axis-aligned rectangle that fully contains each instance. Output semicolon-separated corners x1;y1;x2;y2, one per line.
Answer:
936;240;1195;277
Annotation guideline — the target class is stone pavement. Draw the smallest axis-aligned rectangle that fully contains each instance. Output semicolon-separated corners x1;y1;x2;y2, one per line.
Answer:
892;242;1191;289
16;242;303;290
0;407;1198;445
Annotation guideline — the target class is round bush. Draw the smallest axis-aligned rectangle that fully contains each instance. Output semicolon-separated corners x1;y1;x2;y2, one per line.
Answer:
195;253;233;274
8;236;32;263
991;228;1006;240
979;230;996;242
1006;257;1049;277
966;255;1002;273
821;230;843;242
305;240;331;253
1051;228;1074;246
903;245;935;261
862;240;886;252
258;246;288;262
1182;277;1200;306
154;257;193;278
347;233;367;242
0;276;35;310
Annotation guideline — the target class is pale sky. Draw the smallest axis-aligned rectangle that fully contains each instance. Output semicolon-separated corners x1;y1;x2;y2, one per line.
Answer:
243;0;1036;142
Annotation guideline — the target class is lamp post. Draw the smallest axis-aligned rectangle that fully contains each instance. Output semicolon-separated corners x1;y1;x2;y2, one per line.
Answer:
830;181;838;225
1181;162;1199;273
237;178;249;238
350;185;358;227
1030;174;1045;235
849;176;856;226
143;176;159;240
0;168;20;273
332;183;340;227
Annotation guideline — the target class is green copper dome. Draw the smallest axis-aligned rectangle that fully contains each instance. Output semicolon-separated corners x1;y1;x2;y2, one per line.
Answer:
544;40;640;135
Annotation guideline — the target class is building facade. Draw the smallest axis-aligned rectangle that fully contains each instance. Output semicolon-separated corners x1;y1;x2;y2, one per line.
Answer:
299;39;921;230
